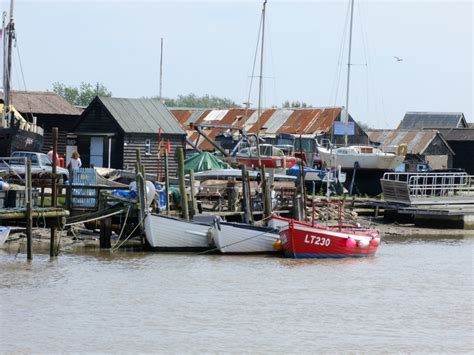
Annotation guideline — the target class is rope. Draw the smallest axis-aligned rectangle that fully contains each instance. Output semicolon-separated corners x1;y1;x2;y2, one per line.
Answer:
64;209;125;227
111;218;143;252
196;228;275;255
111;205;131;251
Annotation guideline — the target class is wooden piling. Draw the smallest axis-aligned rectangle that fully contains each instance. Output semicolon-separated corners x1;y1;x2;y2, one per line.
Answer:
26;159;33;260
189;169;197;219
50;127;58;257
260;164;272;219
177;147;189;220
99;193;112;248
241;165;250;224
164;151;170;215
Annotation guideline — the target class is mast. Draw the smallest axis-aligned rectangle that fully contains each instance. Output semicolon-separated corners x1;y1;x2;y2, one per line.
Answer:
343;0;355;146
255;0;267;162
159;37;163;100
3;0;14;126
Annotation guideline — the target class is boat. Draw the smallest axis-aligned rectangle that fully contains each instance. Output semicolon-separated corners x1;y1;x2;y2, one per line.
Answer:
144;213;216;251
192;168;296;182
210;220;279;254
0;0;43;157
0;226;11;245
316;0;405;172
236;143;298;169
279;219;380;258
317;144;406;170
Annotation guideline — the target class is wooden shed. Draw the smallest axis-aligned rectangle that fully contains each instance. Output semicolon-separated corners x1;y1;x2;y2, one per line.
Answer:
10;91;82;156
367;129;455;171
71;97;186;177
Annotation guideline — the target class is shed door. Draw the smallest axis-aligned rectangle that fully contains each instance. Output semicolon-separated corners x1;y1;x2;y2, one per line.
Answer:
90;137;104;167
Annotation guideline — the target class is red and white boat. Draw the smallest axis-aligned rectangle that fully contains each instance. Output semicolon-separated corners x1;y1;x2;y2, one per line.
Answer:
269;215;380;259
236;144;297;169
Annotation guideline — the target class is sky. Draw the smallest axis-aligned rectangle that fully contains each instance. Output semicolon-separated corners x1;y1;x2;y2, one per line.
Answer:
3;0;473;128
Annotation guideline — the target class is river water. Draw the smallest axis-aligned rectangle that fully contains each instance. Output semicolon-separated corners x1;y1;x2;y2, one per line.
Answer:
1;235;472;353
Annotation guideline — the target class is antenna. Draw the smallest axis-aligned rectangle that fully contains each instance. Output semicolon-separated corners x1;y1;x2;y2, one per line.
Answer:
159;37;163;100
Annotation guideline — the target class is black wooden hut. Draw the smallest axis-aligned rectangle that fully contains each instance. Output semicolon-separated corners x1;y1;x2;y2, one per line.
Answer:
71;97;186;177
10;91;82;156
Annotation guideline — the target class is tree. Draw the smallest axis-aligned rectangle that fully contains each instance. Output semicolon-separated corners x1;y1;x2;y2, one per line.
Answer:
282;100;309;108
157;93;240;109
53;82;112;106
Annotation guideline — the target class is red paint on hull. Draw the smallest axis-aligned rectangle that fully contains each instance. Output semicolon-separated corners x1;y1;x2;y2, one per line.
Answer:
236;156;297;169
279;219;380;258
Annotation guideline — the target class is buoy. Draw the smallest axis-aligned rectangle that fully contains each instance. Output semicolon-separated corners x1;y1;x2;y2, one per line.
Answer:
346;237;356;248
357;239;370;248
370;237;380;247
273;239;283;251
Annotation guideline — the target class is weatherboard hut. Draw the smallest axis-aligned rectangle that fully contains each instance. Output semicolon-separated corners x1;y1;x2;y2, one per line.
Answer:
70;96;186;177
9;90;82;157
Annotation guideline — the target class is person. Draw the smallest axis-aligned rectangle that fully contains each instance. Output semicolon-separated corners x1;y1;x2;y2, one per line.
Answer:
47;146;59;165
67;151;82;174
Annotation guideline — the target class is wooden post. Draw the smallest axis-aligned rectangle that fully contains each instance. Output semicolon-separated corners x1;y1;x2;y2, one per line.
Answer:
260;164;272;219
164;151;170;215
246;171;254;224
189;169;197;219
177;147;189;220
26;159;33;260
99;192;111;248
241;165;250;224
50;127;58;257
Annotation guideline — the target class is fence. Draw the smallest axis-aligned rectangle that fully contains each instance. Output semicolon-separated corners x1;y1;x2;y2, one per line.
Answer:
381;172;474;205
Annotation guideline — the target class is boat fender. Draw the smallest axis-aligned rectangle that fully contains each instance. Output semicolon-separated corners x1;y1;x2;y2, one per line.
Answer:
357;239;370;248
370;237;380;247
272;239;283;251
213;217;221;231
207;228;216;247
345;237;356;248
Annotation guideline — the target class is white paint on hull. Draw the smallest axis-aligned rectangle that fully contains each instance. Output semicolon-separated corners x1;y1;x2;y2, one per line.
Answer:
0;226;11;245
213;222;279;253
317;146;405;170
144;214;212;249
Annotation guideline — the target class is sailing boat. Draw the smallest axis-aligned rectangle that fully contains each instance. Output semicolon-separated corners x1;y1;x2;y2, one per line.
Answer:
316;0;405;171
0;0;43;157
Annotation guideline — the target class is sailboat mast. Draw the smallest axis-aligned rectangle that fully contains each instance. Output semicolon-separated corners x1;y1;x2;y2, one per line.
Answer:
256;0;267;154
159;37;163;100
3;0;14;125
344;0;355;146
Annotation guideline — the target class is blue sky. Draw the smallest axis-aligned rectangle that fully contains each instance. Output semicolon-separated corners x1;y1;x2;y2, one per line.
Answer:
4;0;473;128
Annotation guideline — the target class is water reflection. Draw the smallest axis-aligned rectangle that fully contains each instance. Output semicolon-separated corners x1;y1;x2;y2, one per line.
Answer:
0;236;472;353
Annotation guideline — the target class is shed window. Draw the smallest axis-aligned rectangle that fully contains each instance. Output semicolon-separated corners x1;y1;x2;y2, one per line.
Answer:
145;139;151;155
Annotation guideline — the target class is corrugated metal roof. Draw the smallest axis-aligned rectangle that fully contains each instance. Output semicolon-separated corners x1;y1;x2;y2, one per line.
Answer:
9;90;82;115
203;110;228;122
398;112;467;129
260;109;292;133
438;128;474;141
186;110;208;125
100;97;185;134
368;129;442;154
170;110;193;126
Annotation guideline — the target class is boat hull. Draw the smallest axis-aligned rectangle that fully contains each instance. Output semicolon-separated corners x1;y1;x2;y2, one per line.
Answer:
144;214;214;251
0;226;11;245
0;126;43;157
212;222;279;254
236;156;297;169
317;147;404;171
279;220;380;259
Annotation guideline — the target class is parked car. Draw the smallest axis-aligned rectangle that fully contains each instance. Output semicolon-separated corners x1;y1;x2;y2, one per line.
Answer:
0;151;69;180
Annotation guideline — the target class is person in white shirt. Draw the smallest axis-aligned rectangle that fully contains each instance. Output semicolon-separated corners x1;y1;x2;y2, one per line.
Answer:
67;151;82;173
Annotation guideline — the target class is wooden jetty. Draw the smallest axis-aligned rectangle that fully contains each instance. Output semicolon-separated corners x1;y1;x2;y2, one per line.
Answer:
377;172;474;229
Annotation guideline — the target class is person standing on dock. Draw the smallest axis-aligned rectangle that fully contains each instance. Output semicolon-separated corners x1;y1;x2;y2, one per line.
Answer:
67;151;82;175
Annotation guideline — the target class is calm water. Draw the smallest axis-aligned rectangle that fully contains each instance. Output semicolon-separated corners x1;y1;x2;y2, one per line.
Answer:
1;236;473;353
